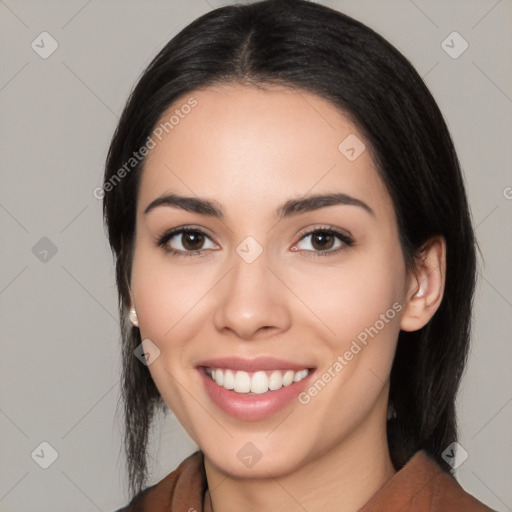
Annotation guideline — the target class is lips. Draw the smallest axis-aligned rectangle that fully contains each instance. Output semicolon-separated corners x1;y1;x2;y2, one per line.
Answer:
196;356;316;420
196;356;314;373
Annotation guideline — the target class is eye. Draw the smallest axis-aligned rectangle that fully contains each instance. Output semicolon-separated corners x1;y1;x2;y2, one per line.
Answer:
156;227;218;257
292;226;354;257
155;225;353;258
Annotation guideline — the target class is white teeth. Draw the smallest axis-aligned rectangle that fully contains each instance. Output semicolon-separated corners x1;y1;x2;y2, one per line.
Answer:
283;370;295;386
250;371;269;394
223;369;235;390
293;369;309;382
234;371;251;393
206;367;310;394
268;370;283;390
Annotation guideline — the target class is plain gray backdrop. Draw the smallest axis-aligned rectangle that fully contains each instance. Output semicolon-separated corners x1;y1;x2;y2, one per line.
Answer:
1;1;511;511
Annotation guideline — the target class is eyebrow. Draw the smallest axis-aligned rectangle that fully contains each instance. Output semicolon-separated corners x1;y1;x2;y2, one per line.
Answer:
143;192;375;219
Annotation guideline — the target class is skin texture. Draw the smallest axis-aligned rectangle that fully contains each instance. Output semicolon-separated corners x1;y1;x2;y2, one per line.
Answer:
129;83;446;512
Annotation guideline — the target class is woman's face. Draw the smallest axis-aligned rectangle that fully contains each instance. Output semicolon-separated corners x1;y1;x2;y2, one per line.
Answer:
130;83;411;477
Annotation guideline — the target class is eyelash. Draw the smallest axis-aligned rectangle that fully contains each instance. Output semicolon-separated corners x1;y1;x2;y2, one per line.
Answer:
155;225;354;259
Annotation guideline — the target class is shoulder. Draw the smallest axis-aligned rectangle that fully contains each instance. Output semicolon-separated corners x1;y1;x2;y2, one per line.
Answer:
362;450;496;511
421;454;497;511
113;450;206;512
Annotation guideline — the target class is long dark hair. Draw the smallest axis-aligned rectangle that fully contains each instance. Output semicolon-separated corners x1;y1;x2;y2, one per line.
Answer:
102;0;477;498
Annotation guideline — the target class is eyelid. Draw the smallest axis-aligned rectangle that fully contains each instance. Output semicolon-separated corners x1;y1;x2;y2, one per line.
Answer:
156;224;353;257
154;225;219;257
291;225;354;254
296;224;353;242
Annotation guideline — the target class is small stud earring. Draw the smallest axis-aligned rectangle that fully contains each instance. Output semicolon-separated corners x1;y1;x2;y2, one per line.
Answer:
129;307;139;327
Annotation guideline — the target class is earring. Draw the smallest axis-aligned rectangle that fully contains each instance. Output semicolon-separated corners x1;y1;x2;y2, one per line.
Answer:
129;307;139;327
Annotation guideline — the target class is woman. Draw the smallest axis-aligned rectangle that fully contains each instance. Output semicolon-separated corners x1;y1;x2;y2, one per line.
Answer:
103;1;496;510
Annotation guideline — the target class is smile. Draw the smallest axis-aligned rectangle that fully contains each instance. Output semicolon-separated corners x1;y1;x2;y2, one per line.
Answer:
197;357;316;420
205;367;310;395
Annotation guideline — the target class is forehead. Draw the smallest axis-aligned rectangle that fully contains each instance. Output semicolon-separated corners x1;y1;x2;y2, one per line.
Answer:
138;83;393;221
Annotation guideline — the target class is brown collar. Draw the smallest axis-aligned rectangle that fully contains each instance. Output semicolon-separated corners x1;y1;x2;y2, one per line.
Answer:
122;449;494;511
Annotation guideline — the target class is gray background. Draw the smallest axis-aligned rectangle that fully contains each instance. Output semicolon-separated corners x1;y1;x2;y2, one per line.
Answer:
1;0;511;511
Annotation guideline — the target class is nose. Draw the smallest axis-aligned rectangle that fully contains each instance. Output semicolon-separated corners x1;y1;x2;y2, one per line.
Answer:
212;250;292;341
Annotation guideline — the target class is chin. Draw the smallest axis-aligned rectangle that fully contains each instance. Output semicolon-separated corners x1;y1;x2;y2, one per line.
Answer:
202;437;310;479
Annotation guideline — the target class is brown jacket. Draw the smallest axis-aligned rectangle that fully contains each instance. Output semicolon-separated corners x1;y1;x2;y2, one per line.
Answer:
115;450;496;511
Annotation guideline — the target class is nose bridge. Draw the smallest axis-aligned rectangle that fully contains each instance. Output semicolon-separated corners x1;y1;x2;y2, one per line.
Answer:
212;240;290;339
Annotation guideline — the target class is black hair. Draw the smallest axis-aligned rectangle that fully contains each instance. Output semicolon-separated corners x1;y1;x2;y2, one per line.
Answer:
102;0;477;498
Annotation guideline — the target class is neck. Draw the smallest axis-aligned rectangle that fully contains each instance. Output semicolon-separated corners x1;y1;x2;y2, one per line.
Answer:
203;396;396;512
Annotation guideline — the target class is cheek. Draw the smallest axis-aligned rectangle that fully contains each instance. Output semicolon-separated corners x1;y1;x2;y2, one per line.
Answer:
130;246;205;427
130;243;207;339
289;246;406;349
293;254;404;425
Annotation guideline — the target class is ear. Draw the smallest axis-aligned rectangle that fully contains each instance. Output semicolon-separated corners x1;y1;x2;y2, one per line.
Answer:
400;236;446;332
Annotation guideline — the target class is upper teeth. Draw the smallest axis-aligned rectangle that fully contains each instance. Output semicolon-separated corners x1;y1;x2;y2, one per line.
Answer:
205;367;310;394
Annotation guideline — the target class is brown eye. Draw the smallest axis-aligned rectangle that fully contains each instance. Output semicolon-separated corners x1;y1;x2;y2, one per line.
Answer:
180;231;205;251
156;227;218;256
310;232;336;251
294;227;353;256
